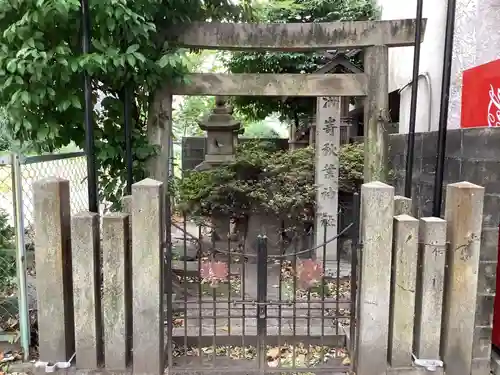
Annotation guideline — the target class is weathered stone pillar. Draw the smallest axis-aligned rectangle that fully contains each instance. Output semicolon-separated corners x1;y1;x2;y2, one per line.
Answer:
102;213;131;370
364;45;389;182
315;96;341;267
147;88;172;192
388;214;418;367
132;178;165;375
414;217;446;359
442;182;485;375
71;212;102;368
394;195;412;216
33;178;75;363
355;181;394;375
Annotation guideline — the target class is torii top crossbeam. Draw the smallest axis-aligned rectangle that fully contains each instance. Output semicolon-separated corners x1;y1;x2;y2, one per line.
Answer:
164;19;427;51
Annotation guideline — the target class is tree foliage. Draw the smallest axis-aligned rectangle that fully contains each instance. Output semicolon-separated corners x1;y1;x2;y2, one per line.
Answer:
226;0;379;121
0;0;252;205
177;140;364;223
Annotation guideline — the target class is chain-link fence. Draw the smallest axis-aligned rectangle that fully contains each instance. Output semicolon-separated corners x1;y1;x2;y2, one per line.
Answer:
0;152;87;358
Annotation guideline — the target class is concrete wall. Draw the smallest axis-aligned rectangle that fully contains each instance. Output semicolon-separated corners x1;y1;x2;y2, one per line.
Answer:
376;0;500;133
389;127;500;371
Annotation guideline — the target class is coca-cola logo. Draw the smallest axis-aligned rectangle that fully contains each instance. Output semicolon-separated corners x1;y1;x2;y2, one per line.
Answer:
488;84;500;127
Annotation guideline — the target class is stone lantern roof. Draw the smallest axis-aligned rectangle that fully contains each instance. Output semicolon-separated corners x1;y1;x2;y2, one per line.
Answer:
197;96;241;131
194;96;242;172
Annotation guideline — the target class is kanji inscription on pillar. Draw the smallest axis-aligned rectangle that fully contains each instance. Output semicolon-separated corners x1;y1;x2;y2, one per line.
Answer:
315;96;341;265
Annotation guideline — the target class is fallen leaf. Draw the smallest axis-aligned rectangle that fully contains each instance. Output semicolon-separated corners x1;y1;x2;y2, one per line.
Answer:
173;319;184;327
268;359;279;367
342;356;351;366
267;347;281;359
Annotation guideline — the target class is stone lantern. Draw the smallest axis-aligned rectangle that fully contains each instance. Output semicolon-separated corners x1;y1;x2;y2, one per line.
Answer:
195;96;241;171
195;97;241;240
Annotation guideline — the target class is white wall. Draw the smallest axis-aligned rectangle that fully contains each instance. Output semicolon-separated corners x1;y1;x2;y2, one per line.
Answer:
377;0;447;133
378;0;500;133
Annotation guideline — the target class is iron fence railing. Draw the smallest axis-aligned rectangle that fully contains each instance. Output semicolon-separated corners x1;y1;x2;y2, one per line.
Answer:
0;152;87;358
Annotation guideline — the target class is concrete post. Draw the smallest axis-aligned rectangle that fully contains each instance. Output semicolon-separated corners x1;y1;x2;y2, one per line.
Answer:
315;96;341;268
33;178;75;363
442;182;485;375
364;45;389;182
102;213;131;370
414;217;446;359
71;212;103;368
132;178;165;375
356;181;394;375
394;196;412;216
388;214;418;367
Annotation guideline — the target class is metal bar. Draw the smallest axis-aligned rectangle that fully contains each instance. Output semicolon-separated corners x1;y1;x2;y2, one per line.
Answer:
176;301;352;308
306;229;312;361
182;213;188;354
278;223;284;368
197;225;203;368
241;224;248;350
256;235;268;372
432;0;457;217
80;0;98;213
336;235;341;335
227;236;232;342
158;365;349;374
124;85;133;195
404;0;425;198
22;151;86;165
321;224;327;363
211;233;216;368
350;193;360;356
170;334;346;348
292;237;298;368
12;154;30;359
165;193;174;370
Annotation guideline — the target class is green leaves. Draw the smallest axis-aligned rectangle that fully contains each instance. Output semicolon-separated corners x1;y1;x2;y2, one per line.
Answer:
226;0;378;121
177;141;364;223
0;0;256;211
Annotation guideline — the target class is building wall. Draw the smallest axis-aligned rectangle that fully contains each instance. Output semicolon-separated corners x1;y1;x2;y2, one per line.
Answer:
389;127;500;372
377;0;500;133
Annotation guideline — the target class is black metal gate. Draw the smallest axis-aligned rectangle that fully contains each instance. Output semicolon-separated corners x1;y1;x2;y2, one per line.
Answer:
164;198;359;374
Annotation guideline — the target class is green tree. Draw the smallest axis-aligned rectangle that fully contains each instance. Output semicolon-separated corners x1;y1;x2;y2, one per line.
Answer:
0;0;252;206
173;96;214;139
178;140;364;224
226;0;379;122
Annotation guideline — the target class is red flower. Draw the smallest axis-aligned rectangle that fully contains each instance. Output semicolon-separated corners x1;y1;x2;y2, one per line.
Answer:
200;261;229;287
296;259;324;288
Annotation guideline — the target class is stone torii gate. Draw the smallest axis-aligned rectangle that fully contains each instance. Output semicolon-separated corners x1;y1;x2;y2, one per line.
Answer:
145;18;427;375
148;19;427;266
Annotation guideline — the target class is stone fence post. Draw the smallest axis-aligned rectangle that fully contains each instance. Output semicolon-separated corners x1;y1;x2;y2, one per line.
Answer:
442;182;484;375
355;181;394;375
131;178;165;375
33;178;75;363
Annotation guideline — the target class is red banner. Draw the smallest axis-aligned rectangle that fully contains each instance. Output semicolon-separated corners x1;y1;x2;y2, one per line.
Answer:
461;59;500;128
